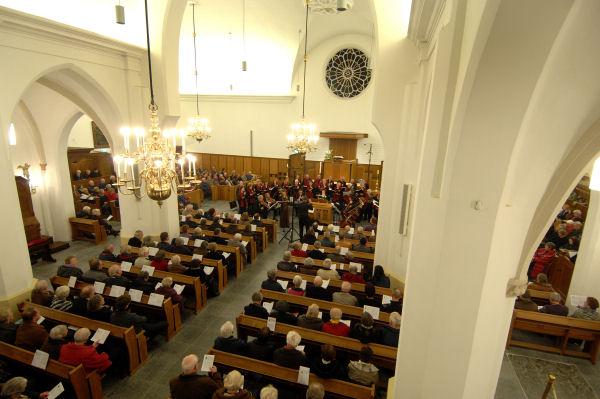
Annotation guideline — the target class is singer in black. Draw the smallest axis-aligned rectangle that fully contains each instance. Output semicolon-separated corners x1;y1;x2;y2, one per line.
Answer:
294;197;314;237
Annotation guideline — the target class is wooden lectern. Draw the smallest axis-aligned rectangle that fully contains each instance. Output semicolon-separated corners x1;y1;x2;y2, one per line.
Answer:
310;200;332;224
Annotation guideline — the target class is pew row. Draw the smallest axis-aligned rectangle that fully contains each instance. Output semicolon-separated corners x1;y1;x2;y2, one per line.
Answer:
69;218;106;245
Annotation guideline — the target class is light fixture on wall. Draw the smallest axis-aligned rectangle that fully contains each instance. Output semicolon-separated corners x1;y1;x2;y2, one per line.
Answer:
241;0;247;71
590;157;600;191
186;1;212;144
113;0;189;207
8;123;16;146
287;1;319;155
115;1;125;24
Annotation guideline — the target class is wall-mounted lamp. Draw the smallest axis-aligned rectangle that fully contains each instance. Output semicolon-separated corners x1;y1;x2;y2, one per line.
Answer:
8;123;16;146
29;174;41;194
115;2;125;24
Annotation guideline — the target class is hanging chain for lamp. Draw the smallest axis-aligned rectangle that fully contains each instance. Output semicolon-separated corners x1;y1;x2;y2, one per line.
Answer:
187;1;212;144
287;0;318;155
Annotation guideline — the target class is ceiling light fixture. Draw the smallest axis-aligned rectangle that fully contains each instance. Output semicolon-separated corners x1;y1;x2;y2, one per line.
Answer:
241;0;247;71
115;1;125;24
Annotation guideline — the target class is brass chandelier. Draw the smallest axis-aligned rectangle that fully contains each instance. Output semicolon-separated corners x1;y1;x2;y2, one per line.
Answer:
287;0;319;155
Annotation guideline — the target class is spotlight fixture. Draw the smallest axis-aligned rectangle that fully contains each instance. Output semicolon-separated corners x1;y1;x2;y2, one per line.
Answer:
336;0;348;11
115;2;125;24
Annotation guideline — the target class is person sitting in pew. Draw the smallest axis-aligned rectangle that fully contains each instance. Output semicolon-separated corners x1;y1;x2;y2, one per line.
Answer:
81;258;108;283
342;264;365;284
105;264;132;289
382;288;404;314
168;255;189;274
204;243;227;264
244;292;269;319
190;227;207;241
251;213;265;228
15;307;48;352
73;169;83;180
224;220;241;235
305;276;332;302
57;255;83;279
288;275;305;296
326;247;346;263
291;241;307;258
31;280;53;306
76;205;92;219
358;283;380;309
212;370;252;399
247;326;275;362
98;177;107;189
185;259;220;298
157;232;172;252
332;282;358;307
306;382;325;399
98;244;118;263
528;273;553;292
320;231;335;248
378;312;401;347
539;292;569;316
570;296;600;320
91;208;119;237
156;277;184;314
529;242;557;279
111;294;168;341
134;247;152;267
41;324;68;360
132;271;155;295
209;228;228;246
307;241;327;260
270;300;297;326
1;376;49;399
351;312;377;344
348;346;379;386
117;245;136;263
70;285;94;316
352;226;367;241
171;238;193;256
322;308;350;337
179;225;192;239
514;290;538;312
87;294;112;323
181;214;198;229
301;228;317;246
59;327;112;373
352;237;374;254
297;303;323;331
142;235;155;248
273;330;309;369
214;321;247;355
128;230;144;248
317;259;340;281
311;344;346;380
169;354;223;399
182;204;195;217
261;270;285;293
276;251;296;272
227;233;247;266
260;385;278;399
91;168;101;177
0;308;17;344
50;285;73;312
370;265;390;288
151;250;169;271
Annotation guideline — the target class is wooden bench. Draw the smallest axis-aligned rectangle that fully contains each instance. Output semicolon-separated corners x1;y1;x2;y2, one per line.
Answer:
211;185;237;201
316;234;375;249
208;348;375;399
260;289;390;328
506;309;600;363
49;276;181;340
35;304;147;375
203;219;268;252
179;238;243;276
262;219;277;243
108;200;120;222
192;228;257;263
306;245;374;271
236;313;397;370
289;256;352;274
69;218;106;245
0;341;102;399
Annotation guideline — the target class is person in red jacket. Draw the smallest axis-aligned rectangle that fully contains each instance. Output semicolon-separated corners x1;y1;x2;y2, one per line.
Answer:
151;250;169;271
156;277;184;313
290;241;307;257
342;264;365;284
59;327;112;373
321;308;350;337
530;242;557;279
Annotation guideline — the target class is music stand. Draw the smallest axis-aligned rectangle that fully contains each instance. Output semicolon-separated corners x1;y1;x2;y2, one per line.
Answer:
279;197;300;245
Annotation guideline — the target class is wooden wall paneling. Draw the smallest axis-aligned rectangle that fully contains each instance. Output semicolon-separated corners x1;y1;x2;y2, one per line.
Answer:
329;138;357;161
243;157;252;174
269;159;279;175
227;156;236;173
278;160;288;176
67;149;114;177
235;157;245;174
251;158;261;175
218;155;228;171
201;153;211;170
260;158;270;178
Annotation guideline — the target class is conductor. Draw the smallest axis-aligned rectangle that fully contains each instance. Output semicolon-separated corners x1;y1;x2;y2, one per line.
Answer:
295;196;314;237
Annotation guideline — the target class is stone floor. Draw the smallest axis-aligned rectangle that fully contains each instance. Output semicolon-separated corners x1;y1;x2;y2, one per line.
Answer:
30;200;600;398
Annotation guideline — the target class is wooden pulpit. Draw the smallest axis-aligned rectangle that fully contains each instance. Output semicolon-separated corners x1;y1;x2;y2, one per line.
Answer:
310;200;333;224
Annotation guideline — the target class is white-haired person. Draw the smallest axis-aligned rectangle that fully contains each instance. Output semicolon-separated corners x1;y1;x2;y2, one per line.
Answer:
288;275;305;296
305;382;325;399
105;264;132;288
320;231;335;248
1;376;49;399
30;280;54;306
50;285;73;312
273;330;309;369
128;229;144;248
260;385;278;399
214;321;248;355
226;233;247;266
305;276;333;302
321;308;350;337
316;259;340;281
0;308;17;344
212;370;251;399
169;354;223;399
59;327;112;373
297;304;323;331
332;281;358;306
40;324;68;360
134;247;152;267
168;255;189;274
277;251;296;272
378;311;401;347
156;277;184;314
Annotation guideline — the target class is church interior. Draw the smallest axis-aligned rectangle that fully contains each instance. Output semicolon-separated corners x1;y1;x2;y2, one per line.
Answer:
1;0;600;398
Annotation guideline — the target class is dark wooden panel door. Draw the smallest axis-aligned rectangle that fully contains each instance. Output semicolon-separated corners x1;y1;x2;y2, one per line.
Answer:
329;138;357;161
550;256;575;298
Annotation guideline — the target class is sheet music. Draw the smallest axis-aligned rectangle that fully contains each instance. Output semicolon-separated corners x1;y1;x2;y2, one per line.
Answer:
267;316;277;331
296;345;305;352
109;285;126;297
31;350;49;369
363;305;380;320
318;312;322;319
340;247;348;255
349;228;355;234
106;215;113;221
129;289;143;303
80;194;89;200
333;226;340;232
301;243;308;251
180;215;185;222
242;241;249;247
330;263;337;270
148;247;159;256
300;280;307;290
173;284;185;295
91;328;110;344
335;235;339;242
141;265;155;277
297;366;310;385
382;295;392;305
262;302;274;313
251;224;256;232
234;214;241;220
155;282;162;291
181;237;189;245
37;316;45;325
192;254;203;261
349;262;362;272
340;320;351;327
321;279;330;289
47;382;65;399
200;354;215;372
372;230;375;237
277;280;289;290
68;276;77;288
120;261;132;272
93;281;105;294
148;293;164;306
317;225;323;231
314;233;318;239
194;239;204;247
570;295;587;308
203;266;214;275
223;252;231;259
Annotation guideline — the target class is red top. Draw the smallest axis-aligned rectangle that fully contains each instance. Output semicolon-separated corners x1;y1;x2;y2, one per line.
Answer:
291;249;307;258
321;322;350;337
59;343;112;373
151;259;169;271
105;192;118;201
342;273;365;284
288;288;305;296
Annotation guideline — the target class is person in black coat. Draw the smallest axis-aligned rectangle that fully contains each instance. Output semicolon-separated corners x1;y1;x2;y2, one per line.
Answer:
350;312;378;344
69;285;94;316
241;292;267;319
251;214;265;227
213;321;247;355
311;344;346;380
246;327;275;362
98;244;118;262
128;230;143;248
294;198;313;237
270;300;297;326
105;264;132;289
273;330;308;369
132;271;155;295
305;276;332;302
301;228;317;246
208;228;228;246
382;288;403;314
157;232;172;252
0;308;18;344
87;295;113;323
358;283;381;309
56;256;84;279
261;270;285;293
307;241;327;260
378;312;401;347
171;238;192;255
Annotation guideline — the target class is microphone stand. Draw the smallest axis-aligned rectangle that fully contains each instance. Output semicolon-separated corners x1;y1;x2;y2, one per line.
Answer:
279;197;299;245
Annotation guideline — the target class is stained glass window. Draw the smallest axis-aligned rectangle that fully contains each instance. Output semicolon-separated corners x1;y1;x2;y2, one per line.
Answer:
325;48;371;98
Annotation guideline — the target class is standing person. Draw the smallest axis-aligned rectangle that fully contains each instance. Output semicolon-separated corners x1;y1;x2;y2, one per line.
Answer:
295;196;313;237
279;190;290;228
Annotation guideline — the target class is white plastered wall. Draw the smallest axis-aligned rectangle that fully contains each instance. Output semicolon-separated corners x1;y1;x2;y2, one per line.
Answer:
67;115;94;148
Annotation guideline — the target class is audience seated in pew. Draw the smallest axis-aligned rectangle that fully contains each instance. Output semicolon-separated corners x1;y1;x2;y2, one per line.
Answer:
212;370;252;399
297;304;323;331
110;294;168;341
0;308;18;344
382;288;403;314
151;250;169;271
90;208;119;237
142;235;155;248
273;330;308;369
87;294;112;323
261;270;285;293
190;227;207;242
209;228;229;246
529;242;557;279
322;308;350;337
117;245;136;263
357;283;380;309
570;296;600;320
1;376;49;399
185;259;220;298
301;228;317;246
291;241;307;258
342;264;365;284
311;344;346;381
288;275;305;296
370;265;390;288
157;232;172;251
320;232;335;248
539;292;569;316
180;225;192;239
327;247;348;263
128;230;144;248
105;265;132;288
305;276;332;302
244;292;269;320
348;346;378;387
156;277;184;314
31;280;53;306
41;324;68;360
169;354;223;399
205;243;227;263
269;300;297;326
378;312;401;347
316;259;340;281
181;214;198;229
307;241;327;260
56;255;83;279
76;205;92;219
352;237;373;254
214;321;248;355
168;255;188;274
171;238;192;256
134;247;152;267
514;290;538;312
15;307;48;352
251;214;265;228
81;259;108;283
527;273;553;292
49;286;73;312
246;327;275;362
131;271;154;295
98;244;118;263
59;327;112;374
350;313;377;344
332;282;358;307
306;382;325;399
227;234;247;266
276;251;296;272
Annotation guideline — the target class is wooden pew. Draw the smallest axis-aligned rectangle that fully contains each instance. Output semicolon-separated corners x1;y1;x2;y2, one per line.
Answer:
316;234;375;249
203;219;268;252
35;304;147;375
260;289;390;328
69;218;106;245
0;341;102;399
236;314;397;370
506;309;600;363
208;348;375;399
108;200;120;222
262;219;277;243
306;244;374;263
290;256;352;274
192;228;257;263
49;276;181;340
178;238;244;276
211;185;237;201
128;247;224;295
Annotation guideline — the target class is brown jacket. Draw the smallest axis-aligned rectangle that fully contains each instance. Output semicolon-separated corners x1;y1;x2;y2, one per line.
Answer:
31;290;53;306
15;322;48;352
170;373;223;399
212;388;253;399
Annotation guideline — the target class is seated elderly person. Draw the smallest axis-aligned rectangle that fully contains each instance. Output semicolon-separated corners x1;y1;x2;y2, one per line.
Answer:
539;292;569;316
134;247;152;267
131;271;154;295
288;275;305;296
41;324;68;360
168;255;189;274
151;250;169;271
0;308;18;344
204;243;226;263
382;288;404;314
378;312;401;347
208;228;228;246
247;327;275;362
352;226;367;241
306;382;325;399
514;290;538;311
352;237;374;254
305;276;332;302
322;308;350;337
182;204;195;216
111;295;168;340
298;303;323;331
290;241;307;258
277;251;296;272
1;376;49;399
180;225;192;239
117;245;135;263
171;238;192;255
348;346;379;386
320;231;335;248
181;214;198;229
87;294;112;323
190;227;206;241
351;312;377;343
326;246;346;263
570;296;600;320
81;258;108;283
244;292;269;319
105;264;132;288
57;255;83;279
59;327;112;373
311;344;345;380
273;330;309;369
127;230;144;248
142;235;155;248
70;285;94;316
260;385;278;399
226;233;247;265
50;285;73;312
31;280;53;306
156;277;184;313
76;205;92;218
169;354;223;399
261;269;285;293
91;208;118;237
528;273;553;292
212;370;251;399
98;244;118;262
301;228;317;246
317;259;340;281
214;321;247;355
15;307;48;351
270;300;297;326
307;241;327;260
342;264;365;284
332;281;358;306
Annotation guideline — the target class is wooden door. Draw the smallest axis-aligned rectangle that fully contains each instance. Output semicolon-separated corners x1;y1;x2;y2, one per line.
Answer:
550;256;575;298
